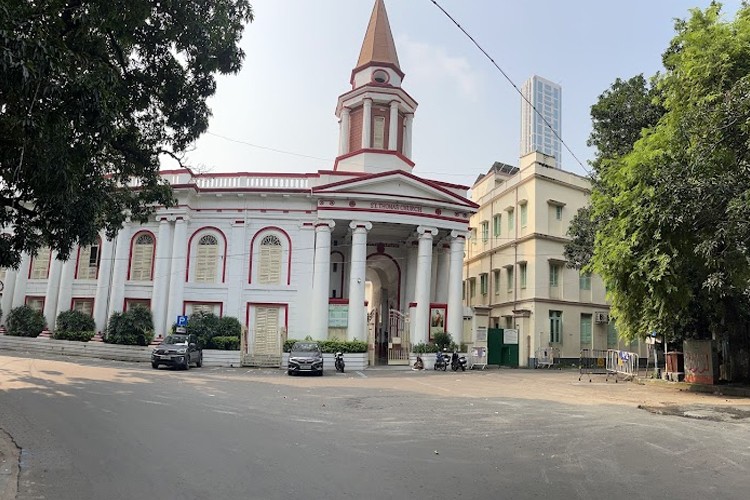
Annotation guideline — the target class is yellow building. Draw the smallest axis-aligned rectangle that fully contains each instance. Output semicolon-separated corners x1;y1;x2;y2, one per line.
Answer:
464;152;646;367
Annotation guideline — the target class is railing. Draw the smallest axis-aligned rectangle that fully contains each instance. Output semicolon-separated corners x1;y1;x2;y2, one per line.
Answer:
125;174;311;190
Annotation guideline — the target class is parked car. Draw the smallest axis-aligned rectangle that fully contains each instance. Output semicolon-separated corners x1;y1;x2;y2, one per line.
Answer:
287;341;324;376
151;333;203;370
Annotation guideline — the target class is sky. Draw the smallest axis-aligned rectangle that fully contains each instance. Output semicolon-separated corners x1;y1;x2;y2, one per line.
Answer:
169;0;745;189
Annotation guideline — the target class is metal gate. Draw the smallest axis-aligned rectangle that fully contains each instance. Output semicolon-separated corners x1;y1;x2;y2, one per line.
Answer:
387;309;409;365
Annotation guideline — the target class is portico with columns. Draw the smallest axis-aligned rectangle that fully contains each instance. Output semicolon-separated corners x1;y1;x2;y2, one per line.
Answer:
0;0;476;366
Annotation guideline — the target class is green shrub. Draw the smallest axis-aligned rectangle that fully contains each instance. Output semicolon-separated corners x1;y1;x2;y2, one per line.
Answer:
56;310;95;334
432;331;454;351
105;306;154;346
283;338;368;353
53;330;95;342
210;336;240;350
412;342;440;354
6;305;46;337
172;312;217;348
217;316;242;337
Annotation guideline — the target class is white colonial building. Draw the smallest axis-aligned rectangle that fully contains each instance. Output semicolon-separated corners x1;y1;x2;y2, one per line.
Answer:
0;0;477;366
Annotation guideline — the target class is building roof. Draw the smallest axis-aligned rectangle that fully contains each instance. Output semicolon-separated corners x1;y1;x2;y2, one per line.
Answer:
474;161;519;184
356;0;401;70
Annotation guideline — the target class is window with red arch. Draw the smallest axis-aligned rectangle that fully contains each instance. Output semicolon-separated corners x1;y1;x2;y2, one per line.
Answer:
257;233;282;284
193;233;219;283
130;232;155;281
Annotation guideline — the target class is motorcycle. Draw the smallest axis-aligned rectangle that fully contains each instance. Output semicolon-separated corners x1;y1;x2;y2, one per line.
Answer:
434;351;448;371
451;351;467;372
334;351;345;373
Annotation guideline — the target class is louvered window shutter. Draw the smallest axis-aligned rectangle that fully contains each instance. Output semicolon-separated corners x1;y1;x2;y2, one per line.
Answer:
31;248;51;279
258;235;282;284
195;235;218;283
131;234;154;281
77;246;99;280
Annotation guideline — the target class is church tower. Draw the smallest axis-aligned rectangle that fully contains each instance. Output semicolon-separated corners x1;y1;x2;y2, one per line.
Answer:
334;0;418;173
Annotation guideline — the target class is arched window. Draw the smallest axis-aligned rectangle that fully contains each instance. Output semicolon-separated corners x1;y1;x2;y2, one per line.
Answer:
194;234;219;283
258;234;282;284
76;241;101;280
30;247;51;279
130;233;154;281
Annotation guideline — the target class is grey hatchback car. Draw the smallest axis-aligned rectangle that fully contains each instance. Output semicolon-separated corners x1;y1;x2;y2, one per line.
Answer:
287;341;324;376
151;334;203;370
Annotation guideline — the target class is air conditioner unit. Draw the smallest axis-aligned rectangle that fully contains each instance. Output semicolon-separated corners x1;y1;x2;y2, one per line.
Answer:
594;312;609;324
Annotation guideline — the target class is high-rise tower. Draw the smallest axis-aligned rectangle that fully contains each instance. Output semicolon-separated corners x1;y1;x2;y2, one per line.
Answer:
520;75;562;167
334;0;418;173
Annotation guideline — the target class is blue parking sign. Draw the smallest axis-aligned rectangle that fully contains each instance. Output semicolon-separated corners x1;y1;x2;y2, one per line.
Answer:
176;315;189;327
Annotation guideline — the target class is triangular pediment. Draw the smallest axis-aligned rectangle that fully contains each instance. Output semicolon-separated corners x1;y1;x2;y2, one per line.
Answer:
314;170;478;210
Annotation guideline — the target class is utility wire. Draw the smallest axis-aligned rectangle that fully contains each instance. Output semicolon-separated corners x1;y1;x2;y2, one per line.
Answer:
427;0;590;175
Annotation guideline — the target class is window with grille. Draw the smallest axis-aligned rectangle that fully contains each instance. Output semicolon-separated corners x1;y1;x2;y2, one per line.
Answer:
493;215;501;237
130;233;154;281
520;203;528;228
549;264;560;287
580;314;592;346
373;116;386;149
493;270;500;295
258;234;282;284
579;272;591;290
26;297;45;312
125;298;150;311
30;248;51;279
188;303;219;316
520;263;527;289
480;273;488;295
194;234;219;283
506;267;514;292
555;205;563;220
77;243;100;280
507;208;515;231
549;310;562;343
469;278;476;298
72;299;94;317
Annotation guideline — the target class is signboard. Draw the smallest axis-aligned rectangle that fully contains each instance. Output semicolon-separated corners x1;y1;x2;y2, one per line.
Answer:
328;304;348;328
176;315;189;327
175;327;187;334
503;328;519;345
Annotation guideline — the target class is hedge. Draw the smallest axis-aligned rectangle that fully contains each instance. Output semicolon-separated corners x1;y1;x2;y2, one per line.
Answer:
210;336;240;350
56;310;95;335
283;339;368;353
53;330;95;342
105;306;154;346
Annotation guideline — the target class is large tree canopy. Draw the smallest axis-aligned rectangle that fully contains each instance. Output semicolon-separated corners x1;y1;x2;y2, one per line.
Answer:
571;3;750;374
0;0;254;268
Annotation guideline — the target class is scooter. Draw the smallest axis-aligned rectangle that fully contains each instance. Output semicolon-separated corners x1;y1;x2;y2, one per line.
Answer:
434;351;448;371
451;351;467;372
334;351;345;373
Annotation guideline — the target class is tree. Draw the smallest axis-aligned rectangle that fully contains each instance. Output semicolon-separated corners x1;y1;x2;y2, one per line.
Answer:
581;4;750;379
0;1;254;268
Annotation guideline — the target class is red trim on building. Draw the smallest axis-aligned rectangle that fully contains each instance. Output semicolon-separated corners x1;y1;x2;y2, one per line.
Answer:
124;298;151;312
185;226;229;283
127;230;157;281
333;149;415;171
70;297;95;317
25;296;46;311
248;226;293;285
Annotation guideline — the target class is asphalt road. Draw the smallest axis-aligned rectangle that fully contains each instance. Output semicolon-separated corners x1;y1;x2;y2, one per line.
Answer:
1;353;750;500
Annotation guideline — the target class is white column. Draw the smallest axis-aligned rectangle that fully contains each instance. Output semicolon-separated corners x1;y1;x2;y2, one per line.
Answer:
12;253;31;308
339;108;351;155
404;114;414;158
1;268;17;324
436;243;450;303
311;220;335;340
108;225;132;317
55;256;77;319
43;253;64;329
362;98;373;149
93;237;115;332
404;241;418;308
346;221;371;341
226;222;247;321
151;218;174;337
413;226;437;346
166;218;188;331
388;101;399;150
447;231;467;341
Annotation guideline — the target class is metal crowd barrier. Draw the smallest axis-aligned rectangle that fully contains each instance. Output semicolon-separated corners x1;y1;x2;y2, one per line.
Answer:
535;347;559;368
606;350;639;382
579;349;608;381
469;346;487;370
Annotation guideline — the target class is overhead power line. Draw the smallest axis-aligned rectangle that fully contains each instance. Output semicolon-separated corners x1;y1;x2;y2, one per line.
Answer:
427;0;590;175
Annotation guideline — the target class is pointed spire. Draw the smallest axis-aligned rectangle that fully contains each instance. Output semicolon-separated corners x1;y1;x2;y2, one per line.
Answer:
356;0;400;70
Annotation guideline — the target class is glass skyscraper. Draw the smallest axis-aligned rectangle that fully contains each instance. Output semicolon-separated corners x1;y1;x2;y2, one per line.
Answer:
520;75;561;167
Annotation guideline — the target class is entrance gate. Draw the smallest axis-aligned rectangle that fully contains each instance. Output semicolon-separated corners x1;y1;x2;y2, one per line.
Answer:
488;328;519;367
387;309;409;365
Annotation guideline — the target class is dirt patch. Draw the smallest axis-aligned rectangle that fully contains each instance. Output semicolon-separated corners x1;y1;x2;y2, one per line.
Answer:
638;404;750;422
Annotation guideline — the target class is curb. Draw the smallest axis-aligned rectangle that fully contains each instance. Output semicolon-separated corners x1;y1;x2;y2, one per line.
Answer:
0;428;19;500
